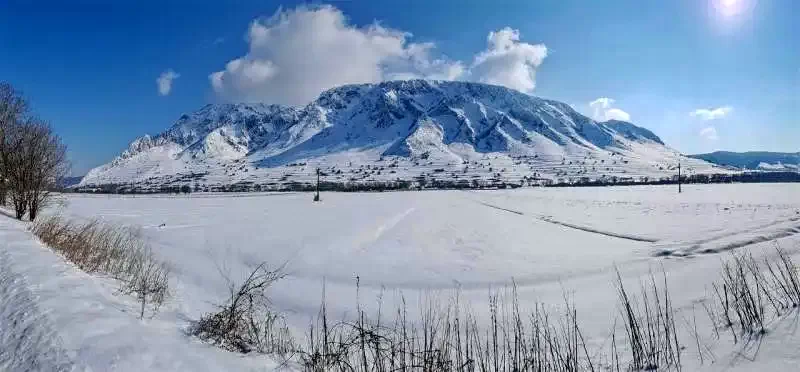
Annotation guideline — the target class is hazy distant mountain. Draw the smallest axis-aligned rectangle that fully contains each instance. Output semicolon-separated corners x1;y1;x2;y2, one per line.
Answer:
58;176;84;188
79;80;721;189
689;151;800;171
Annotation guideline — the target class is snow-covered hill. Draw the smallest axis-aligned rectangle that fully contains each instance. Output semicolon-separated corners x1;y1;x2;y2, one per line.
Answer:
80;80;722;190
690;151;800;172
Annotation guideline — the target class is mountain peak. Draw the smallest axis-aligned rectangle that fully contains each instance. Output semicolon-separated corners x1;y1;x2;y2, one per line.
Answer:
80;80;719;188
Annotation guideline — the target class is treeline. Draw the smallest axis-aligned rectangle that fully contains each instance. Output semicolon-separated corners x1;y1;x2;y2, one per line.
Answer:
76;170;800;196
551;172;800;188
74;178;528;194
0;82;69;220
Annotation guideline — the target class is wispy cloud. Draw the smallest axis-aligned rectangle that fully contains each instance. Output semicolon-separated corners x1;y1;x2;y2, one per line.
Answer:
588;97;631;121
156;69;180;96
690;106;732;121
209;5;548;105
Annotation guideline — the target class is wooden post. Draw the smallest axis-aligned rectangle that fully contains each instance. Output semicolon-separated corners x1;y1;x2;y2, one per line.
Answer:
678;162;682;194
314;168;321;202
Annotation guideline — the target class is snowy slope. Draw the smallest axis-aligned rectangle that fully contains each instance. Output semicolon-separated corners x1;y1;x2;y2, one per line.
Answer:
80;80;723;189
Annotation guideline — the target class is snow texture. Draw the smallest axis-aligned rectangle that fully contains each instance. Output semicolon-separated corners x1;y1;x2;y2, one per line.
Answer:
4;184;800;370
6;184;800;371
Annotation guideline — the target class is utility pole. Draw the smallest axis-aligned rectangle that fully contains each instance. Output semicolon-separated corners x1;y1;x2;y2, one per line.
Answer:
678;161;682;194
314;168;321;202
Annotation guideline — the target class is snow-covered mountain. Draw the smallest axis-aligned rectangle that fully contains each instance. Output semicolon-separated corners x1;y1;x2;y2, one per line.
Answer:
80;80;722;190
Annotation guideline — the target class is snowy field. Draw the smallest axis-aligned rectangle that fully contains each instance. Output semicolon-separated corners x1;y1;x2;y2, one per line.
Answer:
3;183;800;371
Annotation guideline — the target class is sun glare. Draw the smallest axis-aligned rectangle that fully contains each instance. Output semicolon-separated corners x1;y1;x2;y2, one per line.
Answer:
713;0;749;18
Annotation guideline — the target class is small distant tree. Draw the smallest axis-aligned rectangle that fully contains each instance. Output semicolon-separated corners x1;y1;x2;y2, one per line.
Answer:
181;185;192;194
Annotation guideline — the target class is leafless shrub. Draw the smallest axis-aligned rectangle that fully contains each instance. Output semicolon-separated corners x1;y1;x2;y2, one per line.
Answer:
762;244;800;310
192;262;294;355
614;269;681;371
299;283;595;372
31;215;171;318
708;245;800;339
121;253;172;318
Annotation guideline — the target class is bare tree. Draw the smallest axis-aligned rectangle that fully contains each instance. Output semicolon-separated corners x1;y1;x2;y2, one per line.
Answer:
0;82;68;220
3;118;34;219
27;120;68;220
0;82;29;207
5;118;68;220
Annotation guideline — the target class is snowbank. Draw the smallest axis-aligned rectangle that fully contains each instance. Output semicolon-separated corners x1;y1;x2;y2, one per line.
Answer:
0;215;276;371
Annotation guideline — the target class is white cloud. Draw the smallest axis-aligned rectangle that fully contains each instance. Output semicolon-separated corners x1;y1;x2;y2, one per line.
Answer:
469;27;548;93
605;108;631;121
690;106;732;121
210;5;547;105
156;69;180;96
210;5;465;105
588;97;631;122
699;126;719;141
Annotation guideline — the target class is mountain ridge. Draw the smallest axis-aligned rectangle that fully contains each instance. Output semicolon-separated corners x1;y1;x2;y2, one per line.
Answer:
689;151;800;171
80;80;722;189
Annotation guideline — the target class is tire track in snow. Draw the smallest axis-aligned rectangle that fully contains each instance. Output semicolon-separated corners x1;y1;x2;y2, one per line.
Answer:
355;207;417;252
659;216;800;248
655;221;800;257
536;216;659;243
477;202;524;215
475;200;658;243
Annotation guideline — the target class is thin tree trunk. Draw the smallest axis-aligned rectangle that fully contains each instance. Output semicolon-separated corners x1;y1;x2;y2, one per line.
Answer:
29;199;38;221
14;202;25;220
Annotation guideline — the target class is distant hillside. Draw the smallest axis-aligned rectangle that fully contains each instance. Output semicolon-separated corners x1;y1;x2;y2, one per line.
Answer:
689;151;800;171
58;176;84;188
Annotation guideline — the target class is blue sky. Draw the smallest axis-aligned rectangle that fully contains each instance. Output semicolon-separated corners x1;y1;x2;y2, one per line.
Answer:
1;0;797;175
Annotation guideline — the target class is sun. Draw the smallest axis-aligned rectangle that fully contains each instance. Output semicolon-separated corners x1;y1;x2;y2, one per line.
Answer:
713;0;748;18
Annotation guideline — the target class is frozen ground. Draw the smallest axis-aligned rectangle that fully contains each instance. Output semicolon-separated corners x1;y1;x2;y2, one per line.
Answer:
3;183;800;370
